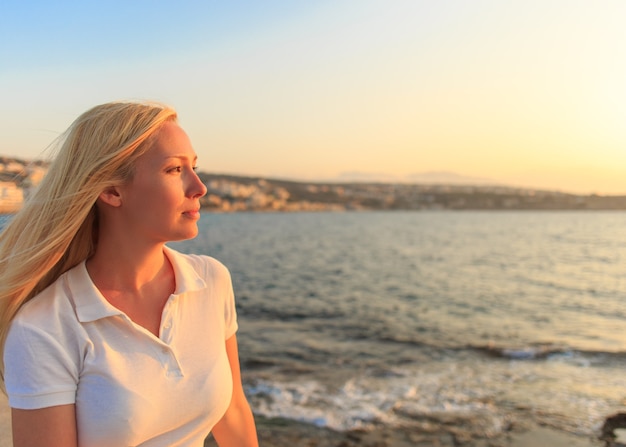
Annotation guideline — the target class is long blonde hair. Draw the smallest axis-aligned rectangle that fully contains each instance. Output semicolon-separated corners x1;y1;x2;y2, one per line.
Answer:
0;101;177;386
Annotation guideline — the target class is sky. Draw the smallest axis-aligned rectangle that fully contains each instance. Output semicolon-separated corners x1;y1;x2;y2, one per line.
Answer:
1;0;626;195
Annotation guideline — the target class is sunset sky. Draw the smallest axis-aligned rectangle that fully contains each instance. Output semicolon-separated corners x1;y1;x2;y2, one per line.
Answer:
1;0;626;194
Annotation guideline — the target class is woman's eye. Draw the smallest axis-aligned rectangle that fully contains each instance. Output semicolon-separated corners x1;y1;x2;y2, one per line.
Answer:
192;166;199;172
167;166;183;173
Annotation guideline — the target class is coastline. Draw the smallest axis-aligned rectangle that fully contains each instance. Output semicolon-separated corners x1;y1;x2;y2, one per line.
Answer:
0;398;605;447
204;415;604;447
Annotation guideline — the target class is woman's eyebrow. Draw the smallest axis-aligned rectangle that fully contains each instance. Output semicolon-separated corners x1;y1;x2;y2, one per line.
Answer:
164;154;198;162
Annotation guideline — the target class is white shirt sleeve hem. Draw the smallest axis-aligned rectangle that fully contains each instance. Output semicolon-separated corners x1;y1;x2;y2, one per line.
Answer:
8;389;76;410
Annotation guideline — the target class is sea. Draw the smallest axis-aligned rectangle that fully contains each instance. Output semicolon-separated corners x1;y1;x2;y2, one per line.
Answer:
3;211;626;441
171;210;626;440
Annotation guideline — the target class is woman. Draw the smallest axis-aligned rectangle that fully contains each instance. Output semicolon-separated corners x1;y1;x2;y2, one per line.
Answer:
0;101;258;446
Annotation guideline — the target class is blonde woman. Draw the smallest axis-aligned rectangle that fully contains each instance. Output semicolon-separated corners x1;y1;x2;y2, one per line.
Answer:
0;101;258;447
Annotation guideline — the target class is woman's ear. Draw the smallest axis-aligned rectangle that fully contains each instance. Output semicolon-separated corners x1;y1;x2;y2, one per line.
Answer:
98;186;123;207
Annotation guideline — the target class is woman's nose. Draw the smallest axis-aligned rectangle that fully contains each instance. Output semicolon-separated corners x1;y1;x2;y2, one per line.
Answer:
188;170;207;198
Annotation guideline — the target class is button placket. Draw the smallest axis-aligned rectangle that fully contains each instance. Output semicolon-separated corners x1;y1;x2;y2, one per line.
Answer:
158;295;183;378
160;295;177;344
157;343;183;377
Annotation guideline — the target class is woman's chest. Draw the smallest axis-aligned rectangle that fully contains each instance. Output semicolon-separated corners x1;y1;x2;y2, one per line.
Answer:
74;303;232;446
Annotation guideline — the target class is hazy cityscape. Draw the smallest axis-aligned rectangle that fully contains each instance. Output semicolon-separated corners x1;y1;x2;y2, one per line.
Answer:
1;156;626;214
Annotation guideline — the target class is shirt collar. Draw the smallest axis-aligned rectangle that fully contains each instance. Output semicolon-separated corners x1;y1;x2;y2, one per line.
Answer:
70;247;207;323
69;262;122;323
163;245;207;294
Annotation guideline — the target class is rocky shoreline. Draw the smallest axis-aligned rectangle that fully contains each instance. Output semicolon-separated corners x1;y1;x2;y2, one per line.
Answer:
204;415;605;447
0;393;616;446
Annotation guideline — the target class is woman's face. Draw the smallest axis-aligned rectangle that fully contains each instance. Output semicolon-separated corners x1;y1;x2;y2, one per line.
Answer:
117;121;207;244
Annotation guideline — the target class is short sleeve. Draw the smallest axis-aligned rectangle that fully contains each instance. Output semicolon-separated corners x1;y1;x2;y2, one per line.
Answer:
201;256;238;340
4;319;79;409
222;267;238;340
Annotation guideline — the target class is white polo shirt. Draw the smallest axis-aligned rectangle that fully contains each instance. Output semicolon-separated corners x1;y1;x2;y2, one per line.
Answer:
4;247;238;447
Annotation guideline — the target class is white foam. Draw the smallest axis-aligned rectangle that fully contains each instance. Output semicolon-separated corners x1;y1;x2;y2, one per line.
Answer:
246;363;506;432
245;357;619;436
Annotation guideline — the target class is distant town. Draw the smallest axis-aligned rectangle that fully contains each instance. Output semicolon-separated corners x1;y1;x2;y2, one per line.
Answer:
1;156;626;214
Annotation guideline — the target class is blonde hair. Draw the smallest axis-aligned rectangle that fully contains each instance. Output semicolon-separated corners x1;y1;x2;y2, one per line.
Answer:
0;101;177;387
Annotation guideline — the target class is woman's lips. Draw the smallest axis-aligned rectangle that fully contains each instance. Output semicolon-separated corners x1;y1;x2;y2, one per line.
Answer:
183;209;201;219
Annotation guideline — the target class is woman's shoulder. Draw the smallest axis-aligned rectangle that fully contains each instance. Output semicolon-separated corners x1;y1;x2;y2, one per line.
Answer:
165;248;234;297
13;269;81;327
166;247;231;279
7;263;86;355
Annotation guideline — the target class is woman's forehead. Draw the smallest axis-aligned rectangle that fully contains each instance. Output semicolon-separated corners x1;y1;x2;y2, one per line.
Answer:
144;122;196;161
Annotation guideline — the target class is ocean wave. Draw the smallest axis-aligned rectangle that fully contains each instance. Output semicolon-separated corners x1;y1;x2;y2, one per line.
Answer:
242;357;613;438
471;343;626;364
244;373;508;435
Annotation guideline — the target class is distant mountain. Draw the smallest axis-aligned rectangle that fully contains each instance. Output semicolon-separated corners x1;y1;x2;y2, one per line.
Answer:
405;171;499;186
331;171;403;183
